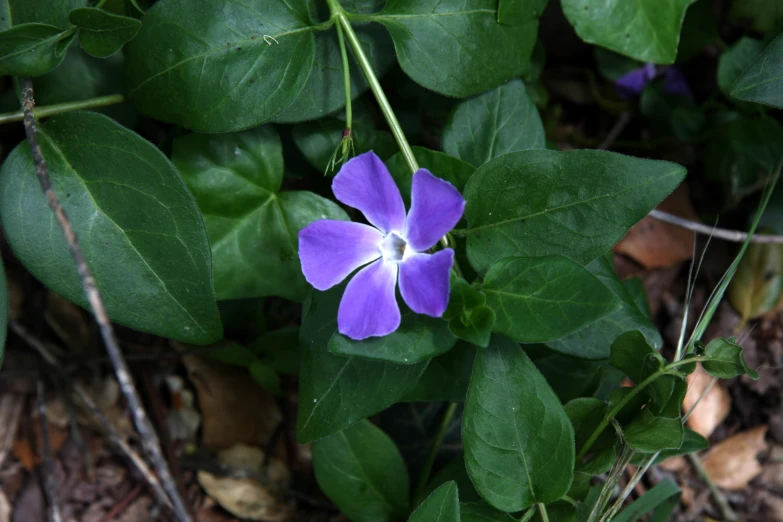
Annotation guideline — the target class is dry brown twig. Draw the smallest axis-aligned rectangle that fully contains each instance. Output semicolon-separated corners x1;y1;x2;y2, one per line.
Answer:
36;378;63;522
19;78;192;522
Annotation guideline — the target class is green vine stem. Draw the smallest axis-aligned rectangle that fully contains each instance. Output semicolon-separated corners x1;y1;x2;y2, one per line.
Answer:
335;20;352;131
327;0;419;174
0;94;125;126
414;402;458;500
537;503;551;522
519;507;536;522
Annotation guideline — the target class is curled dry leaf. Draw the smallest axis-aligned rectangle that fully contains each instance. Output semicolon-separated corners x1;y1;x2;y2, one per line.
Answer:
183;355;281;449
197;444;293;522
702;425;768;490
614;185;697;268
683;364;731;438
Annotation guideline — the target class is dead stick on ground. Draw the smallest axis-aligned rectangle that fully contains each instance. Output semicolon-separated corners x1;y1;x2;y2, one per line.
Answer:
20;78;192;522
649;209;783;244
37;378;63;522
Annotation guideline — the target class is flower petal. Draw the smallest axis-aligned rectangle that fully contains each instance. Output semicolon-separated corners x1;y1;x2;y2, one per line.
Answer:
405;169;466;252
299;220;383;291
338;260;400;340
399;249;454;317
332;151;406;234
662;67;693;99
614;64;656;98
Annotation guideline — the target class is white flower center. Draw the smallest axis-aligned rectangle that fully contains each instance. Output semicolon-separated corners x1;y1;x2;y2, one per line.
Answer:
379;233;406;262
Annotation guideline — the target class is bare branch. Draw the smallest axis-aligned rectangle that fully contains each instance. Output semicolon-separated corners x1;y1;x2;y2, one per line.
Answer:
36;379;62;522
20;78;193;522
649;209;783;244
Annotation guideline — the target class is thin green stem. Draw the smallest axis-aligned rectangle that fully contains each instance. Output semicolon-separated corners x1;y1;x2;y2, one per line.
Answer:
0;94;125;125
334;20;352;130
519;507;536;522
414;402;458;500
537;503;550;522
328;1;418;174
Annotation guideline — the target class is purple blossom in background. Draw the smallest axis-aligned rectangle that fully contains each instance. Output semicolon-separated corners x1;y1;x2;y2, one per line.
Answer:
615;64;693;99
298;152;465;340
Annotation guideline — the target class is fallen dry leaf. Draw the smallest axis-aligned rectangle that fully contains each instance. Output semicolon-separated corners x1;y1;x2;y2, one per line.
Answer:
164;375;201;443
183;356;281;449
12;419;68;471
198;444;293;522
614;185;697;268
683;364;731;438
702;425;768;489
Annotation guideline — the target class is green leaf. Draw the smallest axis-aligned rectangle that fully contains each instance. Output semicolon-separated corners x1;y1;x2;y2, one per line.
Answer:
631;428;708;465
612;479;680;522
401;341;477;402
313;420;410;522
565;398;609;454
594;48;642;82
386;147;475;205
371;0;538;97
0;0;86;30
250;327;301;375
701;337;759;379
729;240;783;323
462;150;686;273
463;336;574;512
482;256;620;343
561;0;697;64
547;253;662;360
459;502;516;522
0;23;73;76
68;8;140;58
207;341;256;367
622;408;683;453
527;345;624;403
731;33;783;108
0;259;7;364
444;279;494;348
497;0;548;25
248;359;282;394
329;310;456;364
717;37;765;99
123;0;316;132
0;112;222;343
609;332;673;412
273;22;393;123
729;0;783;34
420;456;481;505
442;79;545;168
172;127;348;302
676;0;716;63
297;285;428;442
409;481;459;522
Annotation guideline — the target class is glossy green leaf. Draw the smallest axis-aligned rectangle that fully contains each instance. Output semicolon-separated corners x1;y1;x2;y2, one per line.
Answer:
717;37;765;99
561;0;697;64
729;241;783;323
329;310;456;363
609;332;673;412
172;127;348;302
0;112;222;343
313;420;409;522
248;360;281;394
68;8;140;58
444;279;494;348
123;0;316;132
547;253;662;360
527;345;624;403
251;327;301;375
371;0;538;97
386;147;475;205
462;150;686;273
459;502;516;522
632;428;708;465
701;337;759;379
565;398;609;453
594;48;641;82
297;285;428;442
0;259;7;364
420;456;481;505
409;482;459;522
207;341;257;367
274;23;393;122
731;33;783;108
729;0;783;34
623;408;683;453
0;23;73;76
442;79;545;168
482;256;620;343
401;342;476;402
0;0;86;30
497;0;548;25
463;336;574;512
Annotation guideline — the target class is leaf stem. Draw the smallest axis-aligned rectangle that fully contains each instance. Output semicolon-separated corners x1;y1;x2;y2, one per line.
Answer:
537;503;551;522
519;507;536;522
414;402;458;500
334;20;352;130
328;0;419;174
0;94;125;126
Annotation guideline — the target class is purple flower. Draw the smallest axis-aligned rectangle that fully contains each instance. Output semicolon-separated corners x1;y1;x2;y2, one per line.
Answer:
298;152;465;340
615;65;693;99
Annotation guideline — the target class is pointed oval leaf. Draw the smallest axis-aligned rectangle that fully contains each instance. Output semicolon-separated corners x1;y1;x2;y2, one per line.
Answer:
313;420;410;522
172;127;348;302
401;341;477;402
717;37;765;99
561;0;697;64
463;149;686;273
609;331;673;412
483;256;621;343
373;0;538;97
410;482;460;522
443;79;545;168
0;112;222;343
1;0;86;30
0;23;72;76
459;502;516;522
731;33;783;108
298;285;428;443
69;8;141;58
463;335;575;512
123;0;316;131
701;337;759;379
623;408;683;453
